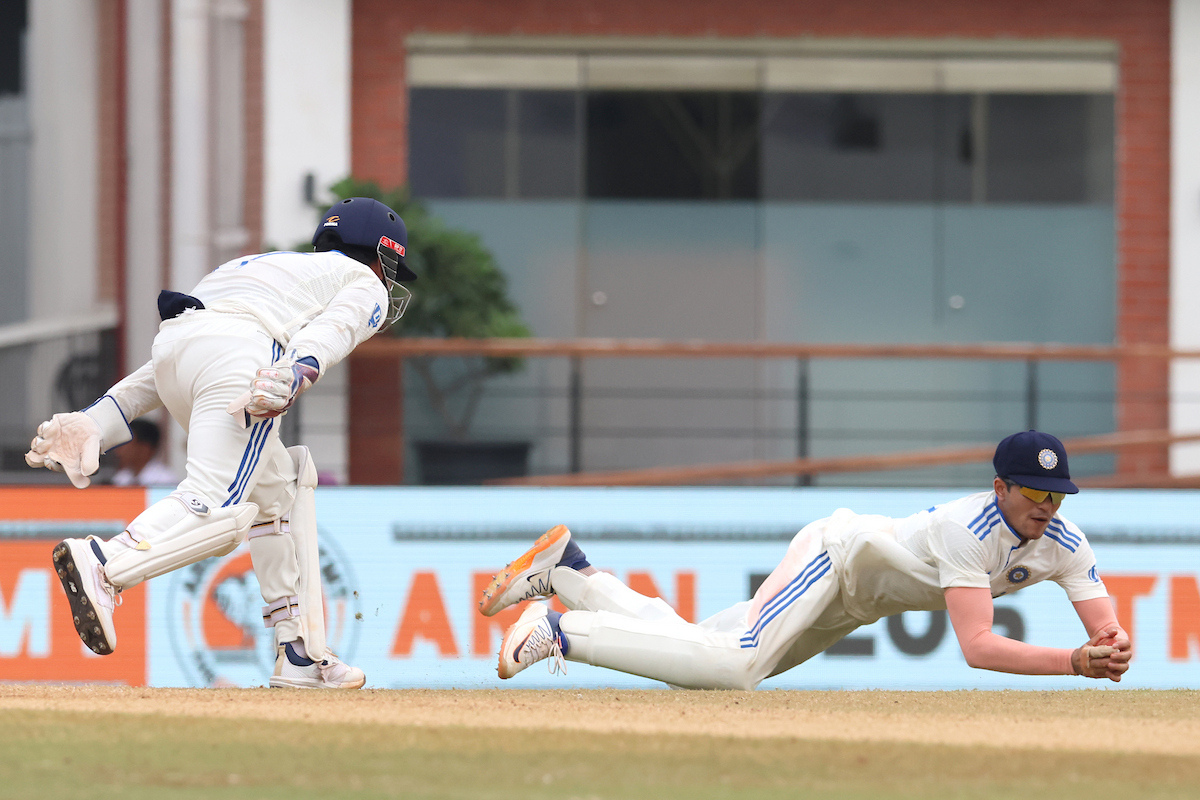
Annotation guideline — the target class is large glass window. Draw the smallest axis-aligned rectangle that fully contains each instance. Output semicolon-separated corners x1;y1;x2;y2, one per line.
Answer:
984;94;1114;203
409;89;507;197
410;87;1114;205
409;89;579;199
761;93;972;202
0;0;26;96
586;91;759;200
405;63;1117;482
518;91;579;198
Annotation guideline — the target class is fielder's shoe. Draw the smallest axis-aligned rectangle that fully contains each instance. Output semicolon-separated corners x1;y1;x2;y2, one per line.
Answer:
479;524;591;617
498;603;568;679
51;537;119;655
270;642;366;690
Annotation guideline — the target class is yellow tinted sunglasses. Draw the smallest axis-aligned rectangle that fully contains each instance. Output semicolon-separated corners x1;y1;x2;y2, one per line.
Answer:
1017;485;1066;505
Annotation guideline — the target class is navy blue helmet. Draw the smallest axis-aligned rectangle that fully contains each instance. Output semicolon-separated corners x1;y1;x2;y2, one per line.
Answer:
313;197;416;323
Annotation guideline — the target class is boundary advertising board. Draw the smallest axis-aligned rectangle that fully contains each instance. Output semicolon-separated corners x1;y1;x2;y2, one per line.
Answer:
1;486;1198;689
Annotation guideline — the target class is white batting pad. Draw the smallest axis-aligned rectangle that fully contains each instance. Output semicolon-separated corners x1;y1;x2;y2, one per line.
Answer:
248;446;327;656
249;521;301;643
100;493;258;589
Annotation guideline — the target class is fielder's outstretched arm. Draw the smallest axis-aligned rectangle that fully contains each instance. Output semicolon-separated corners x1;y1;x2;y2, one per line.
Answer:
945;587;1131;681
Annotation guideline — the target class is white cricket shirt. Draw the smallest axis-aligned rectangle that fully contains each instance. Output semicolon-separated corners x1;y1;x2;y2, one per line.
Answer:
191;249;389;370
104;250;389;422
822;491;1108;624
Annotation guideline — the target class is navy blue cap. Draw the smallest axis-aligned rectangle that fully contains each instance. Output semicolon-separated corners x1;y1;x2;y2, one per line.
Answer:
993;430;1078;494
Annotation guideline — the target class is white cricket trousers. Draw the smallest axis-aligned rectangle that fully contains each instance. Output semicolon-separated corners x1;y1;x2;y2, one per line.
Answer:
555;519;860;690
148;310;297;517
96;310;311;647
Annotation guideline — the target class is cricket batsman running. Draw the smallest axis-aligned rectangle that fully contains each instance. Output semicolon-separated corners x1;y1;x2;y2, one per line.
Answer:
481;430;1133;688
26;197;416;689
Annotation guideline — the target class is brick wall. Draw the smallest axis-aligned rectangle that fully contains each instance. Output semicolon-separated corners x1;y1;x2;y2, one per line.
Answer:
351;0;1172;477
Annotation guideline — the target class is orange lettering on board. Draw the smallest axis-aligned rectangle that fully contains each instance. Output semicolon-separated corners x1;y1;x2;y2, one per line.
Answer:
0;487;147;521
0;541;146;685
1102;574;1157;649
0;488;150;686
626;571;696;622
1169;575;1200;661
392;571;458;656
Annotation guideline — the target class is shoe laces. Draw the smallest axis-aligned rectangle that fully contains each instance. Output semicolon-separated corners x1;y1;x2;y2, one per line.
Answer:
95;564;121;610
524;620;567;676
547;640;566;676
318;652;349;677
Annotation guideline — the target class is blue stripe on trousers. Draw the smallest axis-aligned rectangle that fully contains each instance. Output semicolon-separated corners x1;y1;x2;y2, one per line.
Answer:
225;417;273;506
223;341;283;507
740;551;831;649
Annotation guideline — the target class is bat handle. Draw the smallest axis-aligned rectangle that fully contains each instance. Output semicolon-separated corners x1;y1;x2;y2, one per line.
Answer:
226;391;253;429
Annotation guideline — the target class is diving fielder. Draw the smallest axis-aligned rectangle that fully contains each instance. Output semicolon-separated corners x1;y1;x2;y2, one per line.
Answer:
481;430;1133;688
27;197;416;689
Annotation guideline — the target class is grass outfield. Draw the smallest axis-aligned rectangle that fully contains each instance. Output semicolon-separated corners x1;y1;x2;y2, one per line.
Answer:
2;687;1199;799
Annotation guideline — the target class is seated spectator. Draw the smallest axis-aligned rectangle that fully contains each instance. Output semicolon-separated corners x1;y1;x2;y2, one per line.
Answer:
111;418;180;486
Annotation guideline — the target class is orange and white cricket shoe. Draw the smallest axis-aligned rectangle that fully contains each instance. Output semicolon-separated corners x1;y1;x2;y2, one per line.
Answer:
478;524;590;617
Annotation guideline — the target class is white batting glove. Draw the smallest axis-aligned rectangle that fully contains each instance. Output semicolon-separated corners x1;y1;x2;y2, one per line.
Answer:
226;355;320;424
25;412;103;489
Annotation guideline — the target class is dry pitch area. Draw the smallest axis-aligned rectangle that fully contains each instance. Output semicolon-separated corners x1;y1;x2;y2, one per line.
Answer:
2;686;1199;799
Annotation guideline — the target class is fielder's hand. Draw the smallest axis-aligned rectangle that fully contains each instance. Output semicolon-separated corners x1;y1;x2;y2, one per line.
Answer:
226;355;320;426
1072;627;1132;681
24;412;103;489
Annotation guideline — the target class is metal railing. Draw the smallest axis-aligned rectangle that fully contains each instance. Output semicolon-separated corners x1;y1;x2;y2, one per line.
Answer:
350;337;1200;486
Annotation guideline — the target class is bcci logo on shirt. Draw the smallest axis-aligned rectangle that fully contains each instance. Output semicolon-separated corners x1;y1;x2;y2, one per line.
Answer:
1006;565;1031;585
165;531;361;687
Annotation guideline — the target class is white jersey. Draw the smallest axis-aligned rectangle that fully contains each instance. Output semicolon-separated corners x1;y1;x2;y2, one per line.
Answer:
191;249;389;369
824;491;1107;624
106;250;389;421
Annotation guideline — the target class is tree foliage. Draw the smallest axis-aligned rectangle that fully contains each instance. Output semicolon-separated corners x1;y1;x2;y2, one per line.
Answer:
326;178;530;439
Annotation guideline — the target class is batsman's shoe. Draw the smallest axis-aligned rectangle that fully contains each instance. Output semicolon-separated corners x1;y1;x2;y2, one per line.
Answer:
270;642;366;690
498;603;568;679
51;537;119;655
479;524;590;617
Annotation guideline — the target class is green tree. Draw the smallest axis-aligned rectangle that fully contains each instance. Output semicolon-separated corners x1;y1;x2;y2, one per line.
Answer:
327;178;531;440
